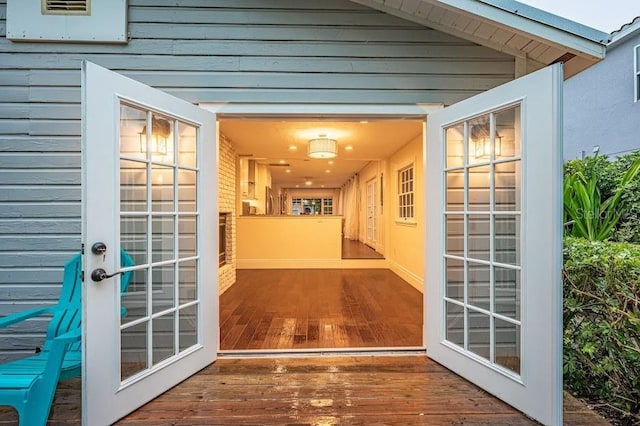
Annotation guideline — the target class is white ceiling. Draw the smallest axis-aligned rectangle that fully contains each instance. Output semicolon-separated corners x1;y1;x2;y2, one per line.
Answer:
219;118;423;189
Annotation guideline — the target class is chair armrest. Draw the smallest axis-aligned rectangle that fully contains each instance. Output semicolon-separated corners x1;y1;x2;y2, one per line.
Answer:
0;306;56;328
52;328;82;345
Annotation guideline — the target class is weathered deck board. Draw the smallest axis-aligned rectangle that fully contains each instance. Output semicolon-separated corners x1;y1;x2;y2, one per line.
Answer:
0;356;610;425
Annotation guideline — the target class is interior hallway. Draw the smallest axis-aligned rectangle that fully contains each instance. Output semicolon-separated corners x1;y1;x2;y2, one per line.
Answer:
220;269;422;351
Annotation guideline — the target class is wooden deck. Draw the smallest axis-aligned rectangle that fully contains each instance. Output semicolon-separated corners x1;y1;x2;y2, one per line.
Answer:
0;356;609;425
220;269;422;350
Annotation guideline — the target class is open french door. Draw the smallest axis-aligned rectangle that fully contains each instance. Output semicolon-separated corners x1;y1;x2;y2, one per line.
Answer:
81;61;218;425
426;64;563;425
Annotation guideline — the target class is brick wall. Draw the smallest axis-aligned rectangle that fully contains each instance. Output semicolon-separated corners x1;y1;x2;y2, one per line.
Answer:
218;133;237;294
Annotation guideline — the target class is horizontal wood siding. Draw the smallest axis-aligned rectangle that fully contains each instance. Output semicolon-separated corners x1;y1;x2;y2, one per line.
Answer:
0;0;514;361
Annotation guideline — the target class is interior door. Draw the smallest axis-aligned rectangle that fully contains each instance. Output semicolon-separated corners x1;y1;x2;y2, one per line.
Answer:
81;61;218;425
426;64;563;425
366;178;377;246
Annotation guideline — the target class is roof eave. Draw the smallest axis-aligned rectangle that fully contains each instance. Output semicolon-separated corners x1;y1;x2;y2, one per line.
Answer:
438;0;607;59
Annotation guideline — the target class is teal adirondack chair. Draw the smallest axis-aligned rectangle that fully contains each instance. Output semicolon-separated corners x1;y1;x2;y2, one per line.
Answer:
0;250;134;425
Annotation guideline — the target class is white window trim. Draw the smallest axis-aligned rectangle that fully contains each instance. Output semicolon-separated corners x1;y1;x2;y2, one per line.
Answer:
635;44;640;103
397;162;416;223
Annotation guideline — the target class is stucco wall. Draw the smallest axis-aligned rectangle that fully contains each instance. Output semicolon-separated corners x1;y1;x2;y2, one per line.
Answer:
564;32;640;159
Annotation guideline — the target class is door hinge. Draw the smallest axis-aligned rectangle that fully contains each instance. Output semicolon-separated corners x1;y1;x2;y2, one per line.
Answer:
81;270;85;282
81;243;85;255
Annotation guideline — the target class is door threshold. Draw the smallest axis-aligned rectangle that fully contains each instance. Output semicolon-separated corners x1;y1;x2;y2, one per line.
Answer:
217;346;427;359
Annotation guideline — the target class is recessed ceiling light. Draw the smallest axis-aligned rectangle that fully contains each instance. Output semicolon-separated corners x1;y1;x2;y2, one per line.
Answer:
295;184;299;188
345;145;353;151
285;169;291;173
325;169;331;173
360;120;368;124
279;159;286;164
328;160;334;165
288;145;297;151
321;185;325;188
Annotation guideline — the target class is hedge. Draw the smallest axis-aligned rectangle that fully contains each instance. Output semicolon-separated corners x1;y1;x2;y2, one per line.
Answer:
563;237;640;423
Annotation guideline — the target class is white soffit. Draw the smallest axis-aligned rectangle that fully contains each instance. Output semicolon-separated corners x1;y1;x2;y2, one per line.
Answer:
349;0;609;78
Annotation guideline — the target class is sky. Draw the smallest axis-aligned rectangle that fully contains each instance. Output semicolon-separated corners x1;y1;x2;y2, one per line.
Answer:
518;0;640;33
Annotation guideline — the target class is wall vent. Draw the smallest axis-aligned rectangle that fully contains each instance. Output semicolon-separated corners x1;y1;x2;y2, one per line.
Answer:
42;0;90;15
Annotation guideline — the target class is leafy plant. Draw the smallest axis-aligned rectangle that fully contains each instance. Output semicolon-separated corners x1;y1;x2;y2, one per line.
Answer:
564;152;640;241
563;237;640;424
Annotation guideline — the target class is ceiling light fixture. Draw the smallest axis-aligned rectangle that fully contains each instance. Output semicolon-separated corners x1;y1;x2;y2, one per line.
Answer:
308;135;337;159
304;177;313;186
344;145;353;151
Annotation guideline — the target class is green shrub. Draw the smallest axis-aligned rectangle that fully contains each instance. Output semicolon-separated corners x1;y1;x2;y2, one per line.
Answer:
563;237;640;423
564;151;640;241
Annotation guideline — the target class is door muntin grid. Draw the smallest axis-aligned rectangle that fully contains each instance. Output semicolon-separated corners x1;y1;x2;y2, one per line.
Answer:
443;104;522;377
118;102;201;385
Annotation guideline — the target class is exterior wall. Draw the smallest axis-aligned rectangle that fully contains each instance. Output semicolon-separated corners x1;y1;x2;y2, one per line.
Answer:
564;32;640;159
0;0;513;360
218;133;236;295
385;135;424;291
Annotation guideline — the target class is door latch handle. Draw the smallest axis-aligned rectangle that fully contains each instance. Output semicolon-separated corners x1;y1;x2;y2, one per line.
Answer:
91;242;107;255
91;268;122;282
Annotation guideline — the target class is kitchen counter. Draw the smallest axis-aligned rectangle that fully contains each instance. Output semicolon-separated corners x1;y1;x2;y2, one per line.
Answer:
236;215;343;268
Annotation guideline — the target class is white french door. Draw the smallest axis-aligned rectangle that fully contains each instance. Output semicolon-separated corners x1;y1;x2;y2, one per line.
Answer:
81;61;218;425
366;178;377;247
426;64;563;425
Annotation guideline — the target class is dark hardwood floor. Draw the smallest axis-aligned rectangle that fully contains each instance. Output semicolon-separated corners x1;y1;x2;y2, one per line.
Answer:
220;269;422;351
341;239;384;259
0;357;610;425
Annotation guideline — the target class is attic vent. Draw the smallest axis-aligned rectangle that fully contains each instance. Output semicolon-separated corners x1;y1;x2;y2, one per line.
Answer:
42;0;90;15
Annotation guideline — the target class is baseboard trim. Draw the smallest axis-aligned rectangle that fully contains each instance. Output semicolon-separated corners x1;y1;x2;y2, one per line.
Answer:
388;260;423;293
236;258;389;269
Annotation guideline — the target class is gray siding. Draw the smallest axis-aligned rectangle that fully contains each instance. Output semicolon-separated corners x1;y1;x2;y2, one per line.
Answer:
0;0;514;361
564;32;640;159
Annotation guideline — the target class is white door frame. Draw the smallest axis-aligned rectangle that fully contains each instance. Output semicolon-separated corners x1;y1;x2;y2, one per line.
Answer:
204;102;438;356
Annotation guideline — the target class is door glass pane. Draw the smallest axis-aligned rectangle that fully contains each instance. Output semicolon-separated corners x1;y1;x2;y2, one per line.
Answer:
121;216;147;265
445;302;464;346
120;160;147;212
152;216;174;263
177;121;197;168
494;266;520;321
179;259;198;305
494;215;520;265
445;257;464;302
120;104;147;161
495;161;520;211
468;261;490;311
142;113;174;162
445;170;465;211
445;215;464;256
446;123;465;168
495;319;520;374
121;268;148;322
152;165;174;212
152;264;175;314
468;309;490;361
179;216;197;258
467;214;490;261
495;106;521;159
468;165;490;211
152;313;175;365
121;321;148;381
468;114;491;165
442;103;523;378
178;170;197;212
179;304;198;351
